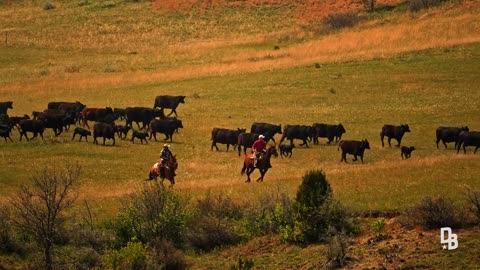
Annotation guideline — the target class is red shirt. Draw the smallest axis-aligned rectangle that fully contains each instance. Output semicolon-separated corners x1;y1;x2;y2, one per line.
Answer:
252;139;267;151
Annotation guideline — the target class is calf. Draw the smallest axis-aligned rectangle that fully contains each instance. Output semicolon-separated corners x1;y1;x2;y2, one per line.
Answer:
93;122;116;146
381;124;410;147
72;127;91;142
457;131;480;154
131;130;149;144
338;139;371;163
115;125;131;139
279;143;295;158
436;126;469;149
401;146;415;159
0;125;13;142
9;114;30;130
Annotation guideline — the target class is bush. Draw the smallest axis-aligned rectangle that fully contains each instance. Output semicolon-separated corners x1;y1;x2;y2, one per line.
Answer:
150;240;187;270
230;258;255;270
241;188;294;238
0;207;22;254
370;218;387;240
186;192;243;251
43;2;55;10
112;182;189;248
465;187;480;224
326;234;348;269
102;241;149;270
403;196;466;229
323;13;364;29
293;170;332;243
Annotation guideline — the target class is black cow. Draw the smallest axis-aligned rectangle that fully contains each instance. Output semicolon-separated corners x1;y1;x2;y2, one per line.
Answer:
401;146;415;159
131;130;149;144
0;125;13;142
8;114;30;129
279;125;313;147
115;125;131;139
149;119;183;142
436;126;469;149
312;123;346;144
237;132;260;156
18;119;45;141
380;124;411;147
0;101;13;115
457;131;480;154
82;107;115;129
279;143;295;158
153;95;186;117
37;112;68;136
113;108;127;121
250;122;282;143
72;127;91;142
338;139;371;163
57;102;85;125
126;107;165;129
211;128;246;151
93;122;116;146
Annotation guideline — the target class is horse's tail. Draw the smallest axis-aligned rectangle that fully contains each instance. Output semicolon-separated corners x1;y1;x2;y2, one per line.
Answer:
241;162;246;175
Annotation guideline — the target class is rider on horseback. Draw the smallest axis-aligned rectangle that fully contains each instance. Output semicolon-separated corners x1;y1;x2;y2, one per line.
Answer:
252;135;267;168
159;144;173;178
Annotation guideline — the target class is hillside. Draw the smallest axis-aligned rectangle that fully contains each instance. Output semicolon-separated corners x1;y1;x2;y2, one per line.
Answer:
1;0;480;269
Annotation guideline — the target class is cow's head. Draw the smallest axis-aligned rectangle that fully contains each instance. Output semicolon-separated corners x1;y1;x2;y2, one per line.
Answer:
401;124;411;133
237;128;246;134
337;123;346;134
276;124;282;134
154;108;165;119
179;96;186;103
362;139;371;150
462;126;469;132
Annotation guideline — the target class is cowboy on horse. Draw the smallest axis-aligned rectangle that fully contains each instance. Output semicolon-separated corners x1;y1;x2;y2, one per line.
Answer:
159;144;174;178
251;135;270;168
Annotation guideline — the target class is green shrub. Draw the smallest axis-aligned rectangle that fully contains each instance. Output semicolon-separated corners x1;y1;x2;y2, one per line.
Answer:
241;188;294;238
370;218;387;239
112;182;189;247
102;241;149;270
293;170;332;243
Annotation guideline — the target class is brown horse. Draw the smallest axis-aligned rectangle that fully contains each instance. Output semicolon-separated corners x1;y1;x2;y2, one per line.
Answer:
148;155;177;186
241;146;278;183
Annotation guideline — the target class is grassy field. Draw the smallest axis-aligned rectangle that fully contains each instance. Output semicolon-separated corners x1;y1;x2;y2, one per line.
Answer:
1;0;480;268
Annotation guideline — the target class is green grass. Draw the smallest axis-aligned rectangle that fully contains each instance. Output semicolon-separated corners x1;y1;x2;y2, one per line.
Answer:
1;43;479;215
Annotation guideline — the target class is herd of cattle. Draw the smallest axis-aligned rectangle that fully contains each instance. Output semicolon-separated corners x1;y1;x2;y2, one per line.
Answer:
0;96;185;146
1;98;480;164
211;122;480;162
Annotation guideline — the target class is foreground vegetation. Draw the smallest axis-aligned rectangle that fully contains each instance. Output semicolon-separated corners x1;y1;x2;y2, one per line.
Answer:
1;0;480;268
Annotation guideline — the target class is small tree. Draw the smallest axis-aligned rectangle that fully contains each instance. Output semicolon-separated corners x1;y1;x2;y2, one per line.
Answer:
10;163;81;270
293;170;332;243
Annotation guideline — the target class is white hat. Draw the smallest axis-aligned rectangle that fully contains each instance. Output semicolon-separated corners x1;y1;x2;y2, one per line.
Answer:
259;135;265;139
164;144;170;148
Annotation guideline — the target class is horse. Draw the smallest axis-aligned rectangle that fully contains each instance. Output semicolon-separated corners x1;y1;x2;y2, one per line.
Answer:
241;145;278;183
148;155;177;186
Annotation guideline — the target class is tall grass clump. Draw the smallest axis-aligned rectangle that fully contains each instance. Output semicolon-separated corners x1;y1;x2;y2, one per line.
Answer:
408;0;449;12
323;13;364;29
